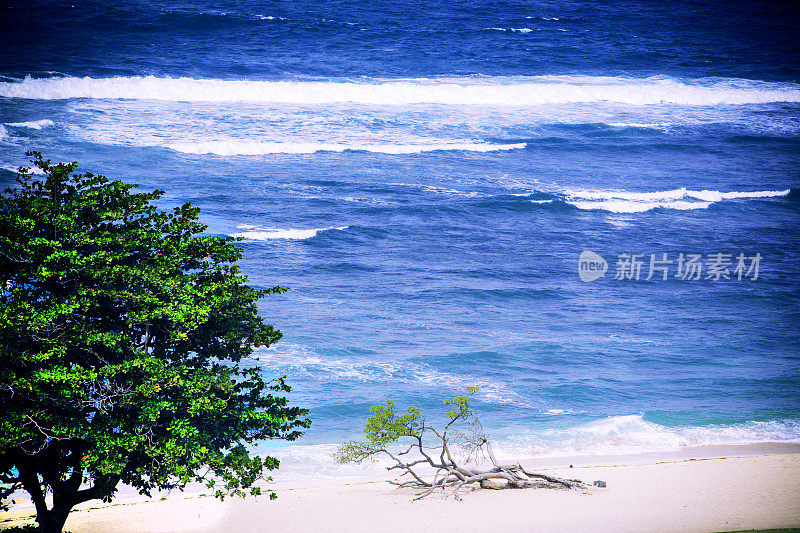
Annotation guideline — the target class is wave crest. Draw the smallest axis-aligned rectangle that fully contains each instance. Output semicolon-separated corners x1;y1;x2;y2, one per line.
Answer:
167;140;526;155
561;187;790;213
263;415;800;481
2;75;799;105
232;225;349;240
3;119;54;129
495;415;800;459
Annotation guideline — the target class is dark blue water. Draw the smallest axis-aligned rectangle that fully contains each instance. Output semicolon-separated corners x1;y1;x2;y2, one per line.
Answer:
2;1;799;80
1;0;799;475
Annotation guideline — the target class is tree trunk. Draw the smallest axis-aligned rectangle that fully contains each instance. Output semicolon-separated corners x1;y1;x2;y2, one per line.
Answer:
37;504;72;533
17;463;77;533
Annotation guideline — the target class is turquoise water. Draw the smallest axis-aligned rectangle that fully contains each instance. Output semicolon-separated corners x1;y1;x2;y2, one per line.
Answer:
1;0;799;474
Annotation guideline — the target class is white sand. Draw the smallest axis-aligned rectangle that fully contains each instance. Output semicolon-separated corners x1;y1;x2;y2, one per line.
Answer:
4;451;800;533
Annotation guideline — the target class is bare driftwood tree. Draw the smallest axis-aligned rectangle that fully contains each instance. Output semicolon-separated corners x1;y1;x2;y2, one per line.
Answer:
334;387;582;500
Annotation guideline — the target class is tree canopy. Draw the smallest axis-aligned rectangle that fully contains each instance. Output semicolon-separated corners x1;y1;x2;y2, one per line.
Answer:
0;152;309;532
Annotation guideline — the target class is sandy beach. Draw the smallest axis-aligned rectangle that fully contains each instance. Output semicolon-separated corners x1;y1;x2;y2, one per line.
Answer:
3;447;799;533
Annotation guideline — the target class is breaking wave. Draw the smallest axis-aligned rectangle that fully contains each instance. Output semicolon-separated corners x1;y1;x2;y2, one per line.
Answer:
263;415;800;481
2;75;799;105
3;119;54;129
167;140;526;155
1;165;46;175
232;225;349;240
494;415;800;459
561;187;790;213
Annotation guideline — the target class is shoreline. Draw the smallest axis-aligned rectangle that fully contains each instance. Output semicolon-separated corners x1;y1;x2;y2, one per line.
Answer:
3;444;799;532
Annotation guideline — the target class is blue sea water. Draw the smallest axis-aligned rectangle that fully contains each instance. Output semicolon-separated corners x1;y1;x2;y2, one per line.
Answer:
1;0;799;476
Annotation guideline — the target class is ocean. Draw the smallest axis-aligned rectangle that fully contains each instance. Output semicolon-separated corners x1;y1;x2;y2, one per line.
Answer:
1;0;799;479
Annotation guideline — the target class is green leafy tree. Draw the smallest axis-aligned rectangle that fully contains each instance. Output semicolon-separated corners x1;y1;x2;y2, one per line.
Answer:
335;388;581;499
0;152;310;533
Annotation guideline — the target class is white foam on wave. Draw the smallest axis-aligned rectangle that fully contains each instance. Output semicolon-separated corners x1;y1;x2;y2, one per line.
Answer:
389;182;485;198
687;189;792;201
4;119;54;129
3;75;799;105
255;344;544;410
493;415;800;459
562;187;790;213
568;200;713;213
1;164;46;175
265;443;391;481
607;121;672;128
166;140;526;155
232;225;349;240
261;414;800;481
488;27;537;33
